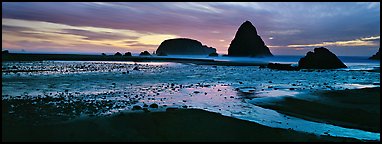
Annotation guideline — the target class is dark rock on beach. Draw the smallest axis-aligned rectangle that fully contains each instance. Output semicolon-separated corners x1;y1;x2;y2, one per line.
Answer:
298;47;347;69
132;105;142;110
149;103;159;108
228;21;273;57
156;38;216;55
268;63;300;71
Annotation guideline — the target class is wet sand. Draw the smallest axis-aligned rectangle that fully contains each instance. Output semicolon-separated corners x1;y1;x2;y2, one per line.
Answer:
252;87;380;133
2;108;360;142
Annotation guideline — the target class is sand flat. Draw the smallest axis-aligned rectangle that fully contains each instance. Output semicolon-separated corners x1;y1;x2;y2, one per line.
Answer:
2;108;361;142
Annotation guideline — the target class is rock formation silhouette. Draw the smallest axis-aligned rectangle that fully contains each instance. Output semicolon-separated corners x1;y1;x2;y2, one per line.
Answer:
114;52;122;56
124;52;132;56
298;47;347;69
228;21;273;57
139;51;151;56
156;38;216;55
369;48;380;60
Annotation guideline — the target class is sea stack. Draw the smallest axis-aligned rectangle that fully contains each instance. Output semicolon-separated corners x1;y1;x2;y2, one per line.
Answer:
228;21;273;57
298;47;347;69
156;38;216;55
369;48;380;60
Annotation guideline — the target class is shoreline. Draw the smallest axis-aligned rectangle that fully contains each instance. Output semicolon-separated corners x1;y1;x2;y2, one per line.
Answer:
2;53;268;66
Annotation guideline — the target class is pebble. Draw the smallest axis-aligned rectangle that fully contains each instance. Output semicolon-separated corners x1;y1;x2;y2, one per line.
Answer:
132;105;142;110
149;103;158;108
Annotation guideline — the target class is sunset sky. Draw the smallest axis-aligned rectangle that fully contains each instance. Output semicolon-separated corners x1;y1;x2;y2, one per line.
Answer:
2;2;380;56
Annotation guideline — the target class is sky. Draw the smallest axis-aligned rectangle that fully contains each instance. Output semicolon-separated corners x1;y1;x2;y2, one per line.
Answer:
2;2;380;56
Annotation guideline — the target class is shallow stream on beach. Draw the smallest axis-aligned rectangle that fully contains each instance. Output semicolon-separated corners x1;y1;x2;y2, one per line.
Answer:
2;57;380;141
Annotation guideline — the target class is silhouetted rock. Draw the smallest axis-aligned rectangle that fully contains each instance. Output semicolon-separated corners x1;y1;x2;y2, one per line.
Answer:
101;53;107;56
369;48;380;60
268;63;300;71
124;52;132;56
156;38;216;55
139;51;151;56
157;52;167;56
208;52;219;57
149;103;159;108
228;21;273;57
2;50;9;55
132;105;142;110
114;52;122;56
298;47;347;69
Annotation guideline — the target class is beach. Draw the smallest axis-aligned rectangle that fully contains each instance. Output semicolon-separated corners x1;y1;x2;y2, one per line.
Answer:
2;56;380;142
3;108;361;142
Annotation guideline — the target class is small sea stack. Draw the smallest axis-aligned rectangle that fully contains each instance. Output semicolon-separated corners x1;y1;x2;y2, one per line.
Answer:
114;52;122;56
139;51;151;56
298;47;347;69
124;52;132;56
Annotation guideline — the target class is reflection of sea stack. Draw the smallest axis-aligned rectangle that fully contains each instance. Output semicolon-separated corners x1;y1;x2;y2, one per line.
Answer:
228;21;273;57
298;47;347;69
156;38;216;55
369;48;380;60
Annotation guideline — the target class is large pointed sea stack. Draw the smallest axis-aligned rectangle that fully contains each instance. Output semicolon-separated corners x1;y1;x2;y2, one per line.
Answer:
228;21;273;57
298;47;347;69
